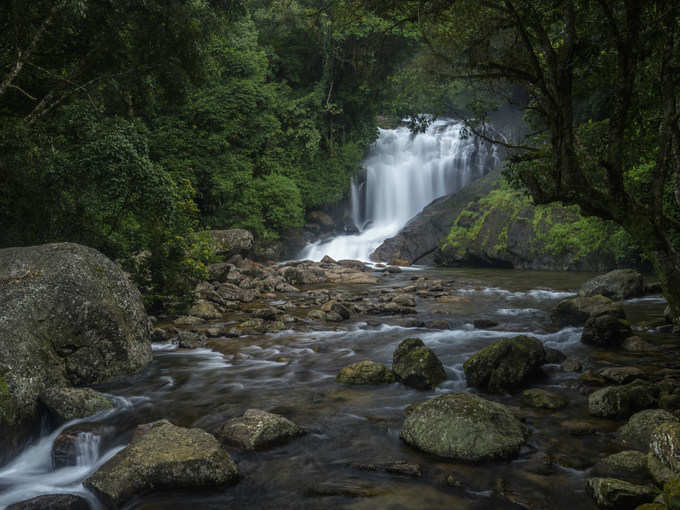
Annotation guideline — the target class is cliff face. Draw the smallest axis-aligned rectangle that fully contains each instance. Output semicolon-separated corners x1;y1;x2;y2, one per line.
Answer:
371;171;641;271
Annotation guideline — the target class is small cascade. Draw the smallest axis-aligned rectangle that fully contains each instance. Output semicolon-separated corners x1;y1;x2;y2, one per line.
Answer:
75;432;101;466
299;118;499;262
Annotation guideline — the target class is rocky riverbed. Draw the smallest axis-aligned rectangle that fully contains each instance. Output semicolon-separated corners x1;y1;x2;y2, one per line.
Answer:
1;251;679;509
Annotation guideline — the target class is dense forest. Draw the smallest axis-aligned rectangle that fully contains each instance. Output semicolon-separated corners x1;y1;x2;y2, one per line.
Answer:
1;0;679;320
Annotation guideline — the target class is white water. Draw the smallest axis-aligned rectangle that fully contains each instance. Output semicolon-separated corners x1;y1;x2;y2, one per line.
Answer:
300;119;499;262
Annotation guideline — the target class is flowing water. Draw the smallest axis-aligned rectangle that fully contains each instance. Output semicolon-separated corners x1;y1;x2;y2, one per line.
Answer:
300;119;500;262
0;266;671;509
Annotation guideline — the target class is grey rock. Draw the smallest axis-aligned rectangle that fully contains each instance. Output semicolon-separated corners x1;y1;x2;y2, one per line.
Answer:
581;313;632;347
216;409;305;450
650;422;680;474
400;393;529;462
585;477;658;509
207;229;254;259
579;269;644;301
552;295;623;327
588;382;659;419
520;388;568;409
592;451;651;483
6;495;91;510
618;409;679;451
40;387;113;423
85;420;238;507
336;361;396;385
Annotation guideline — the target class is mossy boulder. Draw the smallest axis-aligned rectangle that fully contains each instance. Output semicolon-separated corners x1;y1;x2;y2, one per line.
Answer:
589;382;659;419
650;422;680;474
206;229;254;259
40;387;113;423
581;313;632;347
463;335;546;393
392;338;446;390
216;409;305;451
0;243;152;451
592;451;652;483
84;420;238;507
665;477;680;510
618;410;679;451
552;295;623;328
336;361;396;385
520;388;568;409
585;477;659;509
400;393;529;462
580;269;644;301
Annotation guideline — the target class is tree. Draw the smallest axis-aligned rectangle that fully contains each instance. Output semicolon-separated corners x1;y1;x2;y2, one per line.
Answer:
362;0;680;320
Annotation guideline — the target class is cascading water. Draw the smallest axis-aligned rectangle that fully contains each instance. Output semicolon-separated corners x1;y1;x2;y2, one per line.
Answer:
300;119;500;262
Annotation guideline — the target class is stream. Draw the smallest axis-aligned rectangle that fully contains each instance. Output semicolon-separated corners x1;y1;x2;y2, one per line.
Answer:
0;267;671;509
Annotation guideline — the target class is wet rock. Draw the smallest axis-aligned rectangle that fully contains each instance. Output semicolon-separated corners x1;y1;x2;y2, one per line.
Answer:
176;330;207;349
84;420;238;508
0;243;151;441
592;451;651;483
389;258;410;267
473;319;498;329
561;419;603;436
6;494;91;510
523;451;555;475
588;381;659;419
207;262;232;282
320;255;336;264
581;313;632;347
386;265;402;274
52;422;115;468
320;300;350;320
520;388;568;409
425;320;450;329
463;335;546;394
238;318;264;330
392;338;446;390
544;347;567;363
623;336;661;353
552;295;622;327
585;477;658;509
207;229;254;259
40;387;113;423
600;367;646;385
336;361;396;385
189;299;222;320
351;460;422;477
216;409;305;450
650;422;680;474
307;310;327;321
580;269;644;301
618;410;679;451
400;393;529;462
253;307;278;321
648;452;676;486
561;358;583;372
392;294;416;307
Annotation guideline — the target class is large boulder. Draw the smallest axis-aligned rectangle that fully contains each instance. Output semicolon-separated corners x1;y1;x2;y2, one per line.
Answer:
463;336;546;393
551;295;623;328
216;409;305;450
392;338;446;390
579;269;644;301
581;313;632;347
618;409;679;451
84;420;238;507
400;393;529;462
0;243;151;449
207;229;254;259
588;382;659;419
336;361;396;385
591;451;652;483
585;477;658;509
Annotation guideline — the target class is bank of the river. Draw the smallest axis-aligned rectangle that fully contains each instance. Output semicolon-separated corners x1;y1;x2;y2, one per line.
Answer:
0;257;677;509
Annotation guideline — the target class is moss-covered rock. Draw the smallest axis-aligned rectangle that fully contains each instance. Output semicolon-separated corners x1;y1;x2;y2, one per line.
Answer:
6;494;91;510
581;313;632;347
437;183;640;271
216;409;305;451
336;360;396;385
520;388;568;409
84;420;238;507
0;243;151;450
40;387;113;423
552;295;623;328
618;410;679;451
650;422;680;474
463;335;545;394
589;382;659;419
665;477;680;510
580;269;644;301
392;338;446;390
592;451;652;483
585;477;659;509
400;393;529;462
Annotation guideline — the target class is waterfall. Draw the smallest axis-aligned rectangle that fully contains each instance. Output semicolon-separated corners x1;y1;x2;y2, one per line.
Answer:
299;119;499;262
